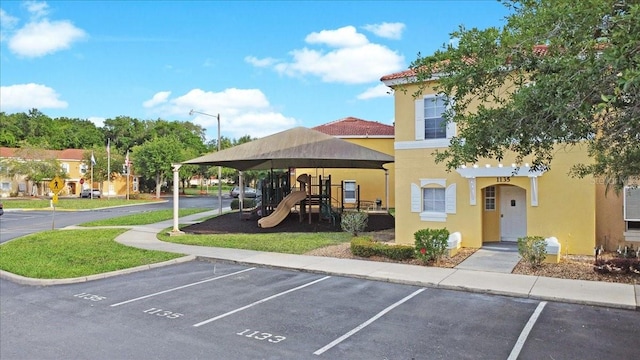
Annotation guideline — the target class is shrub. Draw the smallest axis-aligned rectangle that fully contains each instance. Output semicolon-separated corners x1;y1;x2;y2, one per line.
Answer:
414;228;449;265
594;258;640;275
230;199;257;210
517;236;547;268
350;237;414;261
341;211;368;236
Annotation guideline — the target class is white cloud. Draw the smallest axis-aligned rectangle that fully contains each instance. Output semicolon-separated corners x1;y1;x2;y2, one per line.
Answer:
305;26;368;48
3;2;87;58
24;1;49;19
143;87;298;141
276;43;403;84
0;9;19;42
244;55;278;68
0;83;68;110
142;91;171;108
356;84;393;100
9;19;87;57
363;22;405;40
254;25;404;85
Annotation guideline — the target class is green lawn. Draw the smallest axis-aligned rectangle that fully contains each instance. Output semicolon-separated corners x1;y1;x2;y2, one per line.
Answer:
80;208;210;226
1;197;161;210
0;229;183;279
159;230;352;254
0;205;354;279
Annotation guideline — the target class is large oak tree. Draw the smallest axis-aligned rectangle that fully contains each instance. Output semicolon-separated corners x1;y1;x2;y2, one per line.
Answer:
411;0;639;190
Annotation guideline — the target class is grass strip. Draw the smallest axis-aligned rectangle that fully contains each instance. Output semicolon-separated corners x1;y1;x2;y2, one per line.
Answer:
0;229;183;279
81;208;210;226
1;198;160;210
159;231;352;254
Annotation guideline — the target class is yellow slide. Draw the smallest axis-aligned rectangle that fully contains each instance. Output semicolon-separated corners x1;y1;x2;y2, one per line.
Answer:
258;191;308;228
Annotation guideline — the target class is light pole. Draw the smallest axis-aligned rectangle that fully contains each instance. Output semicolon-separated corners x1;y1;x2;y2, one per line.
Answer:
189;109;223;214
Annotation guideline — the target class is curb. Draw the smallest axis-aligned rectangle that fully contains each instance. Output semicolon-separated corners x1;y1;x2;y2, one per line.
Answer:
0;255;196;286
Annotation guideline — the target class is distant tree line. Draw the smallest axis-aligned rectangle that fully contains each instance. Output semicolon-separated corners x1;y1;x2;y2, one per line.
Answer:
0;109;261;197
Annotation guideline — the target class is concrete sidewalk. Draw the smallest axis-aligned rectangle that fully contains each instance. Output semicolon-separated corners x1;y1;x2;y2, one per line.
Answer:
2;210;638;310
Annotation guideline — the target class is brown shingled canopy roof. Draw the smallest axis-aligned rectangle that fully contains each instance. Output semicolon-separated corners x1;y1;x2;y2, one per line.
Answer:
183;126;394;171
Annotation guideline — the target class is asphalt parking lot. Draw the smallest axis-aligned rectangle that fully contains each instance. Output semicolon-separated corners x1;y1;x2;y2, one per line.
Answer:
2;259;638;359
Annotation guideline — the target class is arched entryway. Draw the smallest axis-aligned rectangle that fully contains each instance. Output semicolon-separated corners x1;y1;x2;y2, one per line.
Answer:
482;184;527;243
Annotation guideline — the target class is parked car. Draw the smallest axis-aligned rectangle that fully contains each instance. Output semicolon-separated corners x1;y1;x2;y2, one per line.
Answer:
80;188;101;198
230;186;257;198
0;201;3;216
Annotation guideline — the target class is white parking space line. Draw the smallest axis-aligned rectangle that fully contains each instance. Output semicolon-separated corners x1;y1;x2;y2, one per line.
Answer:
110;267;256;307
507;301;547;360
193;275;331;327
313;288;426;356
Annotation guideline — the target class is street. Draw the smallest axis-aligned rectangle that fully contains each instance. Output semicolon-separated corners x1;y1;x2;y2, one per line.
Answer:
0;195;231;243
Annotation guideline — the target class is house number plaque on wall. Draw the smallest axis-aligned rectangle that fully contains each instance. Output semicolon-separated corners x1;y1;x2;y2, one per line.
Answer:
496;177;511;182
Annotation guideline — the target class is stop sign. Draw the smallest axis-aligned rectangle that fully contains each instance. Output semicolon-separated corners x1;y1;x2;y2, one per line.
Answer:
80;178;85;184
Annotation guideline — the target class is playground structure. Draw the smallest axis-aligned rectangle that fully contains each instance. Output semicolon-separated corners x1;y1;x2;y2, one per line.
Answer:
255;169;386;229
256;172;340;228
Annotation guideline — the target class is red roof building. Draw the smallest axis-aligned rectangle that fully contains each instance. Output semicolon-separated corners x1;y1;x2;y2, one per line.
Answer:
313;117;394;138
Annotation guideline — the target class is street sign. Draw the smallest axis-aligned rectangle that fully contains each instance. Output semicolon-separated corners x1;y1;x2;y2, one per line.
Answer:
49;176;63;193
52;194;58;204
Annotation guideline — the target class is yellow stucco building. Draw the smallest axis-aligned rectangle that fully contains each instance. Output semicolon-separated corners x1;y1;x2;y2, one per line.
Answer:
381;71;640;256
295;117;395;211
0;147;137;198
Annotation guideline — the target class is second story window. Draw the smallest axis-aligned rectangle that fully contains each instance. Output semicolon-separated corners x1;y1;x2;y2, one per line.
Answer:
423;96;447;139
413;94;455;145
61;163;70;174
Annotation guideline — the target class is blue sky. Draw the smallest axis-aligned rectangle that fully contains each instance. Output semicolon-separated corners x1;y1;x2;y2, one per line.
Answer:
0;1;509;141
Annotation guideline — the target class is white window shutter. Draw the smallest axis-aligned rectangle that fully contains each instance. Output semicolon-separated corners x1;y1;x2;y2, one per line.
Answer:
415;99;425;140
445;184;456;214
411;183;421;213
446;120;456;138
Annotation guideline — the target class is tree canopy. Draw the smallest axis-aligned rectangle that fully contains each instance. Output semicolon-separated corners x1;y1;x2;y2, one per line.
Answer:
411;0;639;189
1;109;258;192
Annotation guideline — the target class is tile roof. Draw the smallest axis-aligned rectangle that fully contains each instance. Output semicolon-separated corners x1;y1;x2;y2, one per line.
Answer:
381;45;552;82
1;147;86;161
313;117;394;137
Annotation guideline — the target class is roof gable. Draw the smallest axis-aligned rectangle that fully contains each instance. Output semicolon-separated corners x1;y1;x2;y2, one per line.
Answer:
313;117;394;137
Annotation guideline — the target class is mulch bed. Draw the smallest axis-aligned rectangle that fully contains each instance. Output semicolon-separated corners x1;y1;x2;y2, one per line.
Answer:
182;211;395;234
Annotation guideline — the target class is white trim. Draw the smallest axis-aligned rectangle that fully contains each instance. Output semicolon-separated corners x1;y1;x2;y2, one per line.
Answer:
469;178;477;206
456;165;545;178
420;211;447;222
395;139;451;150
420;178;446;187
381;73;443;87
530;177;539;207
382;76;418;87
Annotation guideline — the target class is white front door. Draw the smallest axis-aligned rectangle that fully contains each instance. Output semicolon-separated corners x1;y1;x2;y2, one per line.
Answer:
500;186;527;242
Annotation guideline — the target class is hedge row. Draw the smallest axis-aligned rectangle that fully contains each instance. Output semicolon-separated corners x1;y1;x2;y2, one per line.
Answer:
350;237;414;261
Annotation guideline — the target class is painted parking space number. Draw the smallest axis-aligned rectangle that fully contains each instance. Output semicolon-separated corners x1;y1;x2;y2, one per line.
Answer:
143;307;183;319
74;292;106;301
236;329;286;343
